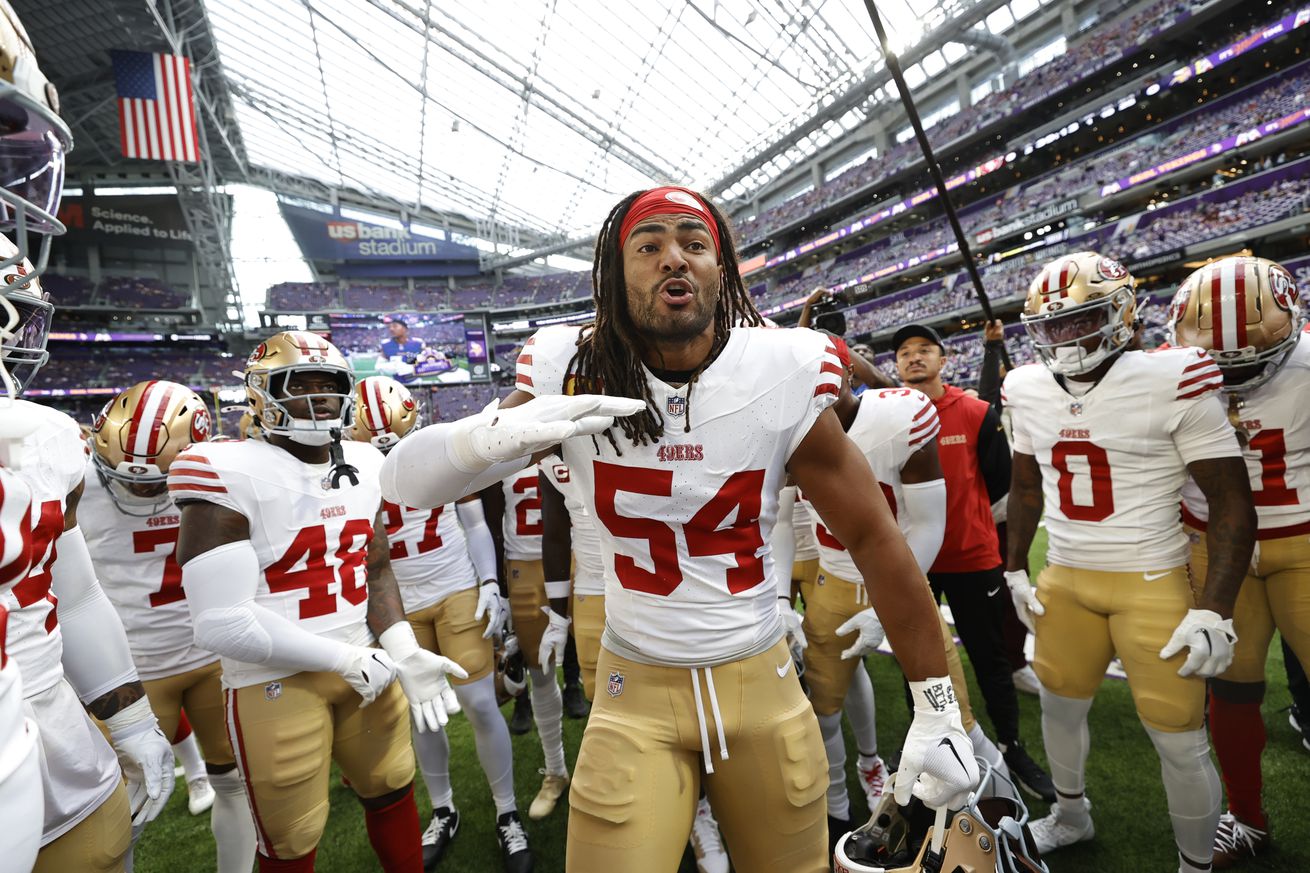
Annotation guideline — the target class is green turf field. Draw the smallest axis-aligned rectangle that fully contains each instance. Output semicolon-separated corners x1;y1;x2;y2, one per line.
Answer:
135;529;1310;872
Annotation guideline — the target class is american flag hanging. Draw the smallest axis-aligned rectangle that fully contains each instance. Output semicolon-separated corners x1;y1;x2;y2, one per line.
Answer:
110;49;201;162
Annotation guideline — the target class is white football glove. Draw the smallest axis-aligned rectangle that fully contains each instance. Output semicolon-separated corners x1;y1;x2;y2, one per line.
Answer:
835;608;885;660
538;607;571;670
1159;608;1237;678
338;645;399;707
106;697;176;827
895;677;979;810
777;599;808;653
465;395;647;465
473;582;507;640
1004;569;1044;634
380;624;469;733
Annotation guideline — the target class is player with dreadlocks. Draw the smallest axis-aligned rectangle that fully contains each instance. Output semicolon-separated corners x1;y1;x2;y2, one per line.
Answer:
380;185;977;873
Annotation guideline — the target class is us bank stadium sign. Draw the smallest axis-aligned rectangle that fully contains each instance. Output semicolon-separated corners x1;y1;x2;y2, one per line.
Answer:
279;203;480;265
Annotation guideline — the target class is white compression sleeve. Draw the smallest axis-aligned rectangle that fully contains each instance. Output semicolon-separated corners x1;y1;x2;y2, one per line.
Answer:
380;419;530;510
456;499;499;583
899;479;947;575
52;526;141;703
182;541;353;673
773;485;798;599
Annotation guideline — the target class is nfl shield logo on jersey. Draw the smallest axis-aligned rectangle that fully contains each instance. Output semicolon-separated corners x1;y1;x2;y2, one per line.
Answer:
1070;401;1084;416
666;395;686;418
607;671;625;698
265;681;282;701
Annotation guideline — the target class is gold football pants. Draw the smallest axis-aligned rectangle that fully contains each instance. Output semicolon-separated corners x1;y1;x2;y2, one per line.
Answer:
570;591;605;700
407;586;494;685
143;660;234;766
508;558;549;671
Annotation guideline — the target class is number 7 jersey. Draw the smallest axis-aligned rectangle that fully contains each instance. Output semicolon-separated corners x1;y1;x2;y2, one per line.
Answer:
515;324;842;667
167;439;385;688
1003;347;1241;572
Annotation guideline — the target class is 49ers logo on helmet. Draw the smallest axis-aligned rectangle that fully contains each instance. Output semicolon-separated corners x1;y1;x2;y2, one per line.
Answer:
92;398;113;433
1168;287;1191;325
248;342;267;364
401;397;416;411
191;407;212;443
1097;257;1129;281
1268;265;1299;312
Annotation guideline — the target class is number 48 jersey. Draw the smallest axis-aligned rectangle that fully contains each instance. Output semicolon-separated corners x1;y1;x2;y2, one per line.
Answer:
515;324;842;667
1181;334;1310;538
167;439;385;688
1003;347;1241;572
79;462;216;682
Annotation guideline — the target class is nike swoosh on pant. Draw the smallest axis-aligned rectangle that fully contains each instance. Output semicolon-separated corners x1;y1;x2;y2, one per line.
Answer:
1143;572;1170;581
986;586;1002;597
776;662;790;678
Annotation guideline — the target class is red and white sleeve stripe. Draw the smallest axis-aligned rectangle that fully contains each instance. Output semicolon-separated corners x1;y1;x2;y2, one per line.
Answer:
1176;350;1224;400
907;396;941;450
167;451;229;498
515;336;536;392
0;469;33;593
814;341;845;399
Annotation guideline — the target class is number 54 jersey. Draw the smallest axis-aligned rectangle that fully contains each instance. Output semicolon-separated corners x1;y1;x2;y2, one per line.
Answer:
515;324;842;667
167;439;386;688
1003;347;1241;572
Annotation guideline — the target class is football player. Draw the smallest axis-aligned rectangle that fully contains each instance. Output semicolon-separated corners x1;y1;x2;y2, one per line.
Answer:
788;341;1008;846
0;12;177;866
1169;255;1309;866
171;332;467;873
349;376;532;872
81;381;256;873
1003;251;1255;873
380;186;978;872
481;464;571;820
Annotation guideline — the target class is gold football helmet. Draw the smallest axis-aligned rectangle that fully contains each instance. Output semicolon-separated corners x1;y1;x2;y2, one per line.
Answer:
834;760;1048;873
90;380;212;516
348;375;419;453
244;331;354;446
1168;255;1304;391
1021;251;1137;376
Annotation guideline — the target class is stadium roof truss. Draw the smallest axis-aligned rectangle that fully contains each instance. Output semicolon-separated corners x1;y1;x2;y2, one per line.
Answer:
204;0;996;245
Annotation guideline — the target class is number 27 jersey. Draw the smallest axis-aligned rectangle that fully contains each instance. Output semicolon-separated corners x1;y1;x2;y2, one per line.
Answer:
1003;348;1241;572
167;439;385;688
516;324;842;667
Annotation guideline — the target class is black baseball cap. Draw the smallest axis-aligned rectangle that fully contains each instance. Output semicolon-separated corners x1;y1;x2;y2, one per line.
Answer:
892;323;945;353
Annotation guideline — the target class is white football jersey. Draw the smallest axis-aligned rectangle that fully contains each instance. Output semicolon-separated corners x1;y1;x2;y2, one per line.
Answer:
516;324;841;666
541;457;605;596
79;463;217;682
806;388;941;582
0;466;35;765
2;401;87;698
383;500;478;613
501;465;543;561
1004;348;1241;572
1181;334;1310;538
791;488;818;562
167;439;385;688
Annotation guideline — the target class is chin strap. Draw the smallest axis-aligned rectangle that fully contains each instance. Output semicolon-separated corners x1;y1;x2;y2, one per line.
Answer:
327;429;360;489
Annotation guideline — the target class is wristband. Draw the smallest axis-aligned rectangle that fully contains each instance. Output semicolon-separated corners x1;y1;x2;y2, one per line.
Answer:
105;697;157;739
544;578;572;600
908;676;959;714
379;622;421;662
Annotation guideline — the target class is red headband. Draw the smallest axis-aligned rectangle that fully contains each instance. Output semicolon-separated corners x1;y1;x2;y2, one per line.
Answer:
617;186;722;255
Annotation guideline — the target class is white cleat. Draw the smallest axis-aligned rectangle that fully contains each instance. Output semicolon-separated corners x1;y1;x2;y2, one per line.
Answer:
1012;665;1042;696
689;796;730;873
528;770;569;820
187;776;216;816
857;755;888;811
1029;798;1095;854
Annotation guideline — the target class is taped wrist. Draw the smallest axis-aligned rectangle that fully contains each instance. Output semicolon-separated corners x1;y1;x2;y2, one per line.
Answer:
909;676;959;715
544;578;571;599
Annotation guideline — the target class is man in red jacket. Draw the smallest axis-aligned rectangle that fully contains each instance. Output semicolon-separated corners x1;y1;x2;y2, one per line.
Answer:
894;324;1054;802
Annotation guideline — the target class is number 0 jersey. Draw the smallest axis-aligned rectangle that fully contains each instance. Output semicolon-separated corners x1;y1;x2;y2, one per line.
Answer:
540;456;605;596
1181;334;1310;538
501;465;543;561
167;439;385;688
806;388;941;582
384;501;478;613
516;324;842;667
1;401;86;698
1003;348;1241;572
79;463;216;682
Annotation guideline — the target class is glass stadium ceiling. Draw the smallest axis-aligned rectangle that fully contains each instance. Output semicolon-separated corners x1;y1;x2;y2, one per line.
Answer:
207;0;1033;240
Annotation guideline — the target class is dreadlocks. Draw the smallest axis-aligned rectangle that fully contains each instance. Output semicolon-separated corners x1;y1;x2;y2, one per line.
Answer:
566;188;762;452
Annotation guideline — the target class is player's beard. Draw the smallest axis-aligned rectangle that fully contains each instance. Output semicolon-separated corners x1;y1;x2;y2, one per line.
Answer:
627;273;719;343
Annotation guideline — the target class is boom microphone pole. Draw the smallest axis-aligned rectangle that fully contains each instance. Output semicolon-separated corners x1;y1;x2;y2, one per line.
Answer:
861;0;1013;368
